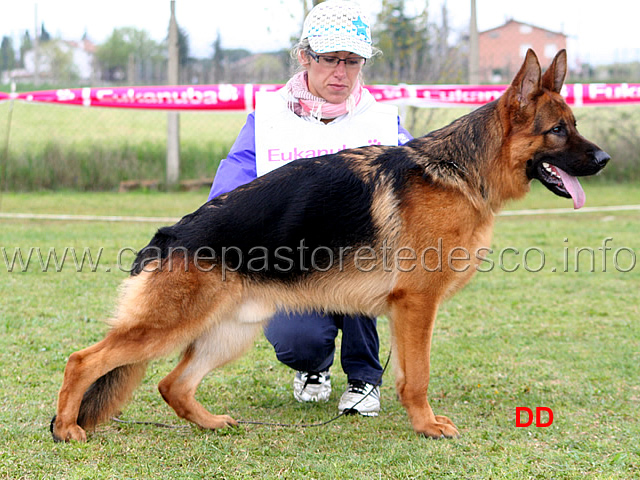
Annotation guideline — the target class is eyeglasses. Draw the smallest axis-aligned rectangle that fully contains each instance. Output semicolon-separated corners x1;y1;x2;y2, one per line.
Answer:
307;51;366;69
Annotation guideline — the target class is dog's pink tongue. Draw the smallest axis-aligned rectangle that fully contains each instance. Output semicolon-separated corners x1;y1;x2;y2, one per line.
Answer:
556;166;585;209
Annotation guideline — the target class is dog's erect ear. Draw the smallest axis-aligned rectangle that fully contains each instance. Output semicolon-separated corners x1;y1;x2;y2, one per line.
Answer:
541;49;567;93
509;49;541;108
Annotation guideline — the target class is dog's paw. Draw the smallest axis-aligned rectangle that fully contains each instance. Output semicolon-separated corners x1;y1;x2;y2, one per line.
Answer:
415;415;460;439
200;414;238;430
50;415;87;443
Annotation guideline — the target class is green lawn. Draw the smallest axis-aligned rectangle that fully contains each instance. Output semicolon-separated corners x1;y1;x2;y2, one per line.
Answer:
1;101;639;190
0;185;638;479
1;102;249;151
0;102;249;190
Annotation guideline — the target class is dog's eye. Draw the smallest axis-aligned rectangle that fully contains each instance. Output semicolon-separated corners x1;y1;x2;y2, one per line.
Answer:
550;125;565;135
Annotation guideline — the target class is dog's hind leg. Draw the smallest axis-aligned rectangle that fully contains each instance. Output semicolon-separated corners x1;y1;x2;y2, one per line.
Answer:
158;319;263;429
52;266;244;442
52;325;185;442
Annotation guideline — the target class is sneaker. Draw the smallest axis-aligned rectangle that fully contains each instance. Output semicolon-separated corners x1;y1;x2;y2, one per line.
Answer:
293;371;331;403
338;380;380;417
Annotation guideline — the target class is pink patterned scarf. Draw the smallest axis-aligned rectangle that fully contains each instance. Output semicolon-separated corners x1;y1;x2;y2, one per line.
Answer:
285;71;363;120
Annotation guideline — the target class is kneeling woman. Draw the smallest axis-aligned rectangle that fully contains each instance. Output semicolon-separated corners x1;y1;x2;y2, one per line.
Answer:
207;0;412;416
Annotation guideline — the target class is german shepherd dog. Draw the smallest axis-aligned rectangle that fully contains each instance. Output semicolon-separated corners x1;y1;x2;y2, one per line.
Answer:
51;50;609;442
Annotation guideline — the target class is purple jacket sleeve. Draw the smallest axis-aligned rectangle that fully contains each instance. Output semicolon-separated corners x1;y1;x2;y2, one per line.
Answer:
207;112;413;201
397;120;413;146
207;112;258;201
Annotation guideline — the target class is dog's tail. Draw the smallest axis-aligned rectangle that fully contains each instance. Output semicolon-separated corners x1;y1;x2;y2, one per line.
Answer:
76;362;149;430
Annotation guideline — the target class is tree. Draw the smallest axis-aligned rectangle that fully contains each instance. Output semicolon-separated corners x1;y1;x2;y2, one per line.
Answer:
40;22;51;43
379;0;408;79
212;30;224;82
178;27;190;68
95;29;130;80
369;0;464;84
19;30;32;68
367;1;467;133
370;0;425;83
41;42;79;83
96;27;163;82
0;36;16;74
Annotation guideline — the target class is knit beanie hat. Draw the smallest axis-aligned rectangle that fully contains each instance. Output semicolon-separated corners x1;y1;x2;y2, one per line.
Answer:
301;1;372;58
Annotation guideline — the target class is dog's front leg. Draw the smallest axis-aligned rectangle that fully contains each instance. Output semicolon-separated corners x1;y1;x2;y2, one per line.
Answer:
390;292;459;438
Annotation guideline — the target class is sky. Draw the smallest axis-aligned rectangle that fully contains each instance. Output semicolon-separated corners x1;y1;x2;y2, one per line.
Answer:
0;0;639;66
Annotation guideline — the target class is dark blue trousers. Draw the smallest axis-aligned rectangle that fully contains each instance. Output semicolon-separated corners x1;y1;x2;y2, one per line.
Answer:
264;310;382;385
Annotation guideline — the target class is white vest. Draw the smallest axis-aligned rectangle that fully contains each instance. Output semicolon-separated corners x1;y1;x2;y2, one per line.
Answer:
254;89;398;177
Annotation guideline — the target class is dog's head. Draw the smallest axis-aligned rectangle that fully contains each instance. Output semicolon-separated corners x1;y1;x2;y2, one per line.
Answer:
501;49;609;209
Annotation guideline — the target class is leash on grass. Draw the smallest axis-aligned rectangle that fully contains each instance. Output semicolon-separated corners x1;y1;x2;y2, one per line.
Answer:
112;348;391;430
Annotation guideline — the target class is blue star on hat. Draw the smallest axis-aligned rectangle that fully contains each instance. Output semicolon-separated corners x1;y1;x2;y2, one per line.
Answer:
352;16;369;41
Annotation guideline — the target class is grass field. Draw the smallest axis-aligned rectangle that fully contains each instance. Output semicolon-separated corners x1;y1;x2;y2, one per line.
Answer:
0;102;250;190
1;100;639;190
0;184;639;479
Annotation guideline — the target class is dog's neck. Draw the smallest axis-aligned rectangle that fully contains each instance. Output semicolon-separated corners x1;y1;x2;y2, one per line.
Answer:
414;101;505;216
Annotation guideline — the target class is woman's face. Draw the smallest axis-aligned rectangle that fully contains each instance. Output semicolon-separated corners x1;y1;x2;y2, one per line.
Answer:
300;50;364;104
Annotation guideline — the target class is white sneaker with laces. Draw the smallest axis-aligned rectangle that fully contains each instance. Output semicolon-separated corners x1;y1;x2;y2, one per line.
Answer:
293;371;331;403
338;380;380;417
